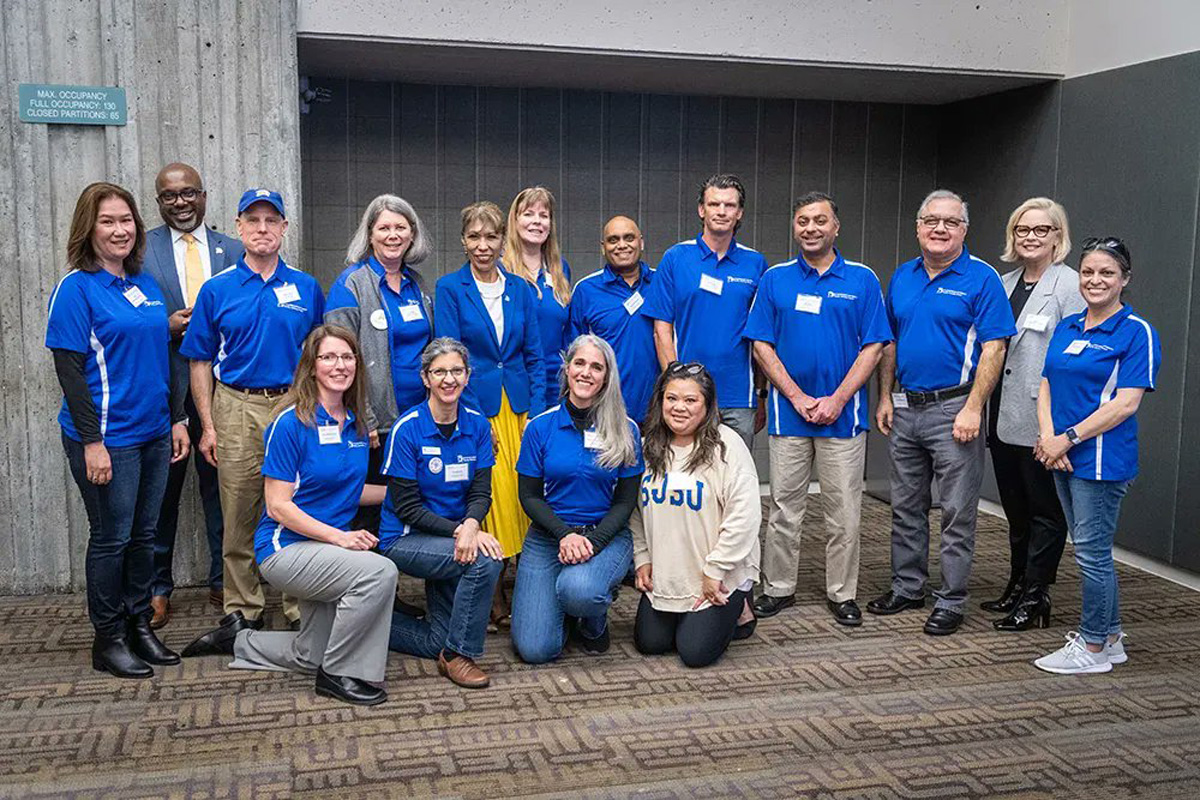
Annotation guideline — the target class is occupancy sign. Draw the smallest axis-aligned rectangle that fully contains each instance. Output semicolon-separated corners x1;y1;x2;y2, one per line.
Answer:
18;84;127;126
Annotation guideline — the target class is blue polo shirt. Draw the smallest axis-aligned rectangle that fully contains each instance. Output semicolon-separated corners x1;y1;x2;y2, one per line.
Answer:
180;257;325;388
886;246;1016;392
326;257;431;412
1042;305;1160;482
377;401;495;551
568;262;659;423
743;250;893;437
641;235;768;408
516;404;644;527
254;404;371;564
46;269;172;447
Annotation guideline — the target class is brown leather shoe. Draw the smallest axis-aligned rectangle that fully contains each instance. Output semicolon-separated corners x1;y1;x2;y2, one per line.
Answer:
149;596;170;629
437;650;489;688
207;587;223;609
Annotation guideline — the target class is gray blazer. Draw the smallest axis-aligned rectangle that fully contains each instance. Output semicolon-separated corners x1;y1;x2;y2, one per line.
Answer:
994;262;1086;446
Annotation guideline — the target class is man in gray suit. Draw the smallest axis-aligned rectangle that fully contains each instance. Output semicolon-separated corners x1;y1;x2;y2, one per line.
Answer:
141;162;243;628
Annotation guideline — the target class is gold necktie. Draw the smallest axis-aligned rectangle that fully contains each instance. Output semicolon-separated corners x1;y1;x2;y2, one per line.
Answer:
183;232;204;307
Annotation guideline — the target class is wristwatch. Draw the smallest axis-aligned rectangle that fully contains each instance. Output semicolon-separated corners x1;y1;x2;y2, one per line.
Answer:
1065;427;1081;445
756;388;769;399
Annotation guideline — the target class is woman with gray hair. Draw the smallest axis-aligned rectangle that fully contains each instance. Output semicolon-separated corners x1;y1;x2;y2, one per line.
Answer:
510;334;643;663
326;194;434;529
984;197;1085;631
377;337;504;688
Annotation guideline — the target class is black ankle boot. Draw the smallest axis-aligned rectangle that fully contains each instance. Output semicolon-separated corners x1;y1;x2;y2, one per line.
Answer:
980;576;1025;613
92;633;153;678
994;585;1051;631
128;615;181;665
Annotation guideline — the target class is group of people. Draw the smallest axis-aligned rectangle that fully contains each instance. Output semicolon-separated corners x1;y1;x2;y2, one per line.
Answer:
46;163;1160;705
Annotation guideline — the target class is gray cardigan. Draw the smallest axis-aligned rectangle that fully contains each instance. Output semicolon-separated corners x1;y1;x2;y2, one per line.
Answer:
994;262;1086;447
324;263;434;435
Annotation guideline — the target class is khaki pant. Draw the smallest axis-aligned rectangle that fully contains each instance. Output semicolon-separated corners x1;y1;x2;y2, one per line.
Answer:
763;433;866;602
212;383;299;623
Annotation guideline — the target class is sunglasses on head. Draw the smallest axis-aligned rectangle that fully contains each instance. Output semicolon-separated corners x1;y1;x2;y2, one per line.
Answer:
665;361;706;377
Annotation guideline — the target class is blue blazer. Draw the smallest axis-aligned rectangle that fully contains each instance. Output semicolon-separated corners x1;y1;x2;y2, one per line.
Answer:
434;264;546;418
140;224;244;392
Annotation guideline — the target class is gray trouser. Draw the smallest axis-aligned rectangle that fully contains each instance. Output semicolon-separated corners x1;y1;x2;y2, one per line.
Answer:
230;541;398;682
720;406;756;449
888;395;984;611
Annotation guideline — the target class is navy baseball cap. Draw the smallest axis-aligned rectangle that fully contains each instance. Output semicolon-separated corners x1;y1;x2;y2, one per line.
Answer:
237;188;286;218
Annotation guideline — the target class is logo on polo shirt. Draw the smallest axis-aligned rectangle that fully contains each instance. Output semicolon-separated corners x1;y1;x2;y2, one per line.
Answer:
279;303;309;313
826;291;857;300
347;440;368;448
428;456;443;474
726;276;756;285
936;287;968;297
456;454;477;463
1085;342;1115;352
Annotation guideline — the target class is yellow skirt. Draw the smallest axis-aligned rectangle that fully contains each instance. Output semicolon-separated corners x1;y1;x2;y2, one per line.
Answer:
484;391;530;558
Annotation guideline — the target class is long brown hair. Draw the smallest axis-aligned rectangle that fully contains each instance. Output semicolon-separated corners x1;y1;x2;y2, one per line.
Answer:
278;324;369;435
66;182;146;273
642;363;726;479
504;187;570;306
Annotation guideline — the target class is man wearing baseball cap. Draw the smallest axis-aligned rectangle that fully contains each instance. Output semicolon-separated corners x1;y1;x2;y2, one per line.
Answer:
180;189;324;647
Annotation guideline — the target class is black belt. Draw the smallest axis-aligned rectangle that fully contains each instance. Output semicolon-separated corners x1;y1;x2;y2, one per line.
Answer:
902;382;972;407
220;381;290;398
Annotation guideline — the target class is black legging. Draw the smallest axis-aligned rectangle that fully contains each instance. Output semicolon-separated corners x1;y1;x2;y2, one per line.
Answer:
989;439;1069;586
634;589;749;668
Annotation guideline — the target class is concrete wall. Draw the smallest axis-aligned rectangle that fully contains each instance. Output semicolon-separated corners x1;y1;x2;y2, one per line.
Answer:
0;0;302;593
1067;0;1200;77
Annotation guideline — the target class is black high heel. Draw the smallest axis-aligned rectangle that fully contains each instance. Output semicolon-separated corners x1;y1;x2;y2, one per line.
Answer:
994;586;1051;631
980;576;1025;613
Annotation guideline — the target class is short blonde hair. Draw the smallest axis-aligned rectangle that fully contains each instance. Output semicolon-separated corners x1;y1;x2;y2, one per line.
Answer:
1001;197;1071;264
460;201;505;238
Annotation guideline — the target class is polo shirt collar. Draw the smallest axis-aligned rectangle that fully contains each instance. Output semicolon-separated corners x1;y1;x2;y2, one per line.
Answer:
370;255;412;291
603;261;649;287
917;245;972;277
97;268;125;287
694;234;742;264
315;403;356;427
552;402;577;429
416;400;468;440
1071;303;1132;333
236;256;288;285
796;248;846;279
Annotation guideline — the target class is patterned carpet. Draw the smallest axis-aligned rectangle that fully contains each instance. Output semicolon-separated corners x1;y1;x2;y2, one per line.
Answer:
2;497;1199;799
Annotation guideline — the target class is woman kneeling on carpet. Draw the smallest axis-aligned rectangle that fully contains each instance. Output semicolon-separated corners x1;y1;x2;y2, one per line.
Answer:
632;362;760;667
196;325;399;705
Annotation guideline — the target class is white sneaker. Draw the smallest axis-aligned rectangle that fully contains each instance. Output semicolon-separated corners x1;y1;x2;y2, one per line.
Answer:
1106;632;1128;665
1034;631;1112;675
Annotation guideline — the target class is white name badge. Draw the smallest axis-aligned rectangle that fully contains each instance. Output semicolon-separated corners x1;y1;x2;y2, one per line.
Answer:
123;285;147;307
583;430;602;450
399;303;424;322
891;392;910;409
444;462;470;482
318;424;342;445
1023;313;1050;332
1064;339;1088;356
369;309;388;330
421;446;442;456
623;291;645;315
699;273;724;295
795;293;822;314
274;283;301;305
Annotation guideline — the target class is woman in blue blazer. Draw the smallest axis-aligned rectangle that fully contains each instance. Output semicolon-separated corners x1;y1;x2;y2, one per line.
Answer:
435;201;545;627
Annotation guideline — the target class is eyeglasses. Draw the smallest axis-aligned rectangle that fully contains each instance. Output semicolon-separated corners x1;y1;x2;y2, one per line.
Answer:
665;361;705;377
918;216;965;231
157;188;202;204
1013;225;1059;239
428;367;467;380
316;353;357;365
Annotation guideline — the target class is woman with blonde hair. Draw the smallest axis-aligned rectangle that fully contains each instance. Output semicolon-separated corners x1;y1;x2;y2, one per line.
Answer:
505;187;572;407
984;197;1085;631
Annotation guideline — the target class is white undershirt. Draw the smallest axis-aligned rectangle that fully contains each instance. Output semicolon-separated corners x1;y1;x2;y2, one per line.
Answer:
475;272;506;343
170;225;213;300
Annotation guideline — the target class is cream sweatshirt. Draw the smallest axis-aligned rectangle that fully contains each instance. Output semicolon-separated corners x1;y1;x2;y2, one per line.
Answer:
630;424;761;613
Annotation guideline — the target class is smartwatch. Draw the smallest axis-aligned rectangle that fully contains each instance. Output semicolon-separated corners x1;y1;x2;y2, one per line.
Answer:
1065;427;1081;445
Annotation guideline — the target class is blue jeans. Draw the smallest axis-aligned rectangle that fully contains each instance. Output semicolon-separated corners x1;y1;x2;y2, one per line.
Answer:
511;527;633;664
383;532;503;660
1053;472;1129;645
63;432;171;637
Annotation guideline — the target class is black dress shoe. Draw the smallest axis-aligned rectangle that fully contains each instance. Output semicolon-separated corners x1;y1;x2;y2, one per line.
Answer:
751;593;795;618
92;634;153;679
980;576;1025;613
828;599;863;627
994;585;1051;631
923;608;964;636
128;615;181;665
315;667;387;706
866;591;926;615
732;617;757;640
181;611;256;657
